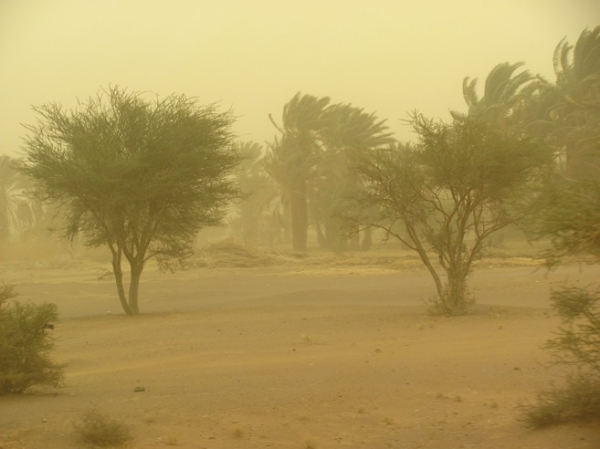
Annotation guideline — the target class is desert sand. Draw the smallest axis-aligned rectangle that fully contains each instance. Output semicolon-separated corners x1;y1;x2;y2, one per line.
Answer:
1;247;600;449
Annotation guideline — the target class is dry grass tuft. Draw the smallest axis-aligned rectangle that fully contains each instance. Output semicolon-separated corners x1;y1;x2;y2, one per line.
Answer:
73;408;133;447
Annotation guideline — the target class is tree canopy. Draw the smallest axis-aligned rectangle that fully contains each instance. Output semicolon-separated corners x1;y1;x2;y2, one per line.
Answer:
265;92;394;252
347;113;553;314
20;86;243;315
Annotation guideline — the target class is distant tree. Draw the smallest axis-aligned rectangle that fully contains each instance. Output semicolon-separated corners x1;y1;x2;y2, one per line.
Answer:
312;103;395;251
522;175;600;427
20;86;242;315
523;26;600;178
0;155;35;241
347;113;553;315
231;141;279;245
266;94;394;252
267;93;331;251
454;62;539;133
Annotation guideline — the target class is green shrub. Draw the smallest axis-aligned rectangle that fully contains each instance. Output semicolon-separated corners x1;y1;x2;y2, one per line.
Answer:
523;375;600;427
521;285;600;427
0;284;64;394
74;408;133;448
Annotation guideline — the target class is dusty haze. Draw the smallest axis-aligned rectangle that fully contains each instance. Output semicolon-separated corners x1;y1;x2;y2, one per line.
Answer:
1;0;598;155
2;2;600;448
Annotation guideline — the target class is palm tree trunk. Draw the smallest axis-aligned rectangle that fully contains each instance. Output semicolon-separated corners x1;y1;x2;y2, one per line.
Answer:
290;178;308;252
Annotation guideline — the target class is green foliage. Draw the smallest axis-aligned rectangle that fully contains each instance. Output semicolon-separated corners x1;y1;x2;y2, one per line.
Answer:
0;286;64;394
523;176;600;427
20;86;243;314
74;408;133;448
457;62;536;127
524;26;600;178
545;286;600;373
0;283;16;306
266;92;395;252
521;286;600;427
530;176;600;265
349;114;552;314
522;375;600;428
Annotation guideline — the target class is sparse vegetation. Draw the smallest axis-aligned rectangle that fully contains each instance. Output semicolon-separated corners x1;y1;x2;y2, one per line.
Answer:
347;114;552;315
73;408;133;448
522;375;600;428
521;286;600;427
0;284;64;394
20;86;243;315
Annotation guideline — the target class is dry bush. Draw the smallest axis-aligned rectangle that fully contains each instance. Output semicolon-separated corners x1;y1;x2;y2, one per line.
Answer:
0;285;64;394
74;408;133;448
522;375;600;427
521;286;600;427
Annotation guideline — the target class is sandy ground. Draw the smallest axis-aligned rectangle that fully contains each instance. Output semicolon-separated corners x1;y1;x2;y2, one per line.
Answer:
1;253;600;449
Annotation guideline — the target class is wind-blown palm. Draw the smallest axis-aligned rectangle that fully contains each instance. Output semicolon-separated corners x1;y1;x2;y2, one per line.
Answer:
454;62;537;128
521;27;600;177
267;93;331;251
548;27;600;177
266;93;395;252
311;104;395;250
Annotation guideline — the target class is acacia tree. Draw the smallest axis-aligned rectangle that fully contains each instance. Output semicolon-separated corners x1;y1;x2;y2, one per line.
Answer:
347;113;552;314
20;87;242;315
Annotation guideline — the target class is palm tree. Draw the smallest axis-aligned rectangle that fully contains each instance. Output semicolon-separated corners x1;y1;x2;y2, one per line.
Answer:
232;141;280;245
311;104;395;250
453;62;537;129
266;93;330;251
545;26;600;178
514;27;600;178
0;155;35;241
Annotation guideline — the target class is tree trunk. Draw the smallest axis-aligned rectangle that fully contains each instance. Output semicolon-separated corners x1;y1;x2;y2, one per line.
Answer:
360;227;373;251
349;225;360;251
444;268;469;315
111;247;134;315
315;221;327;248
128;263;143;315
290;178;308;252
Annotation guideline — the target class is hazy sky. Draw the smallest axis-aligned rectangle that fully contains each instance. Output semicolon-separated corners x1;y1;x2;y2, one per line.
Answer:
1;1;598;156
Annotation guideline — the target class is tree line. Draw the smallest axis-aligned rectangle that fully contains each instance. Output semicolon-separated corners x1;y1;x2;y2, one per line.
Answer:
0;26;598;316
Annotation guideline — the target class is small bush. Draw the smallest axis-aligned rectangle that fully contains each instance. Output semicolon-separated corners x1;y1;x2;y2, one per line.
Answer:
74;408;133;448
521;285;600;427
0;284;64;394
522;375;600;427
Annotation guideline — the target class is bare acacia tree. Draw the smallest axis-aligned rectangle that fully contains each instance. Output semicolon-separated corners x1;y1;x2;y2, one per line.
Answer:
347;113;553;314
20;86;243;315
